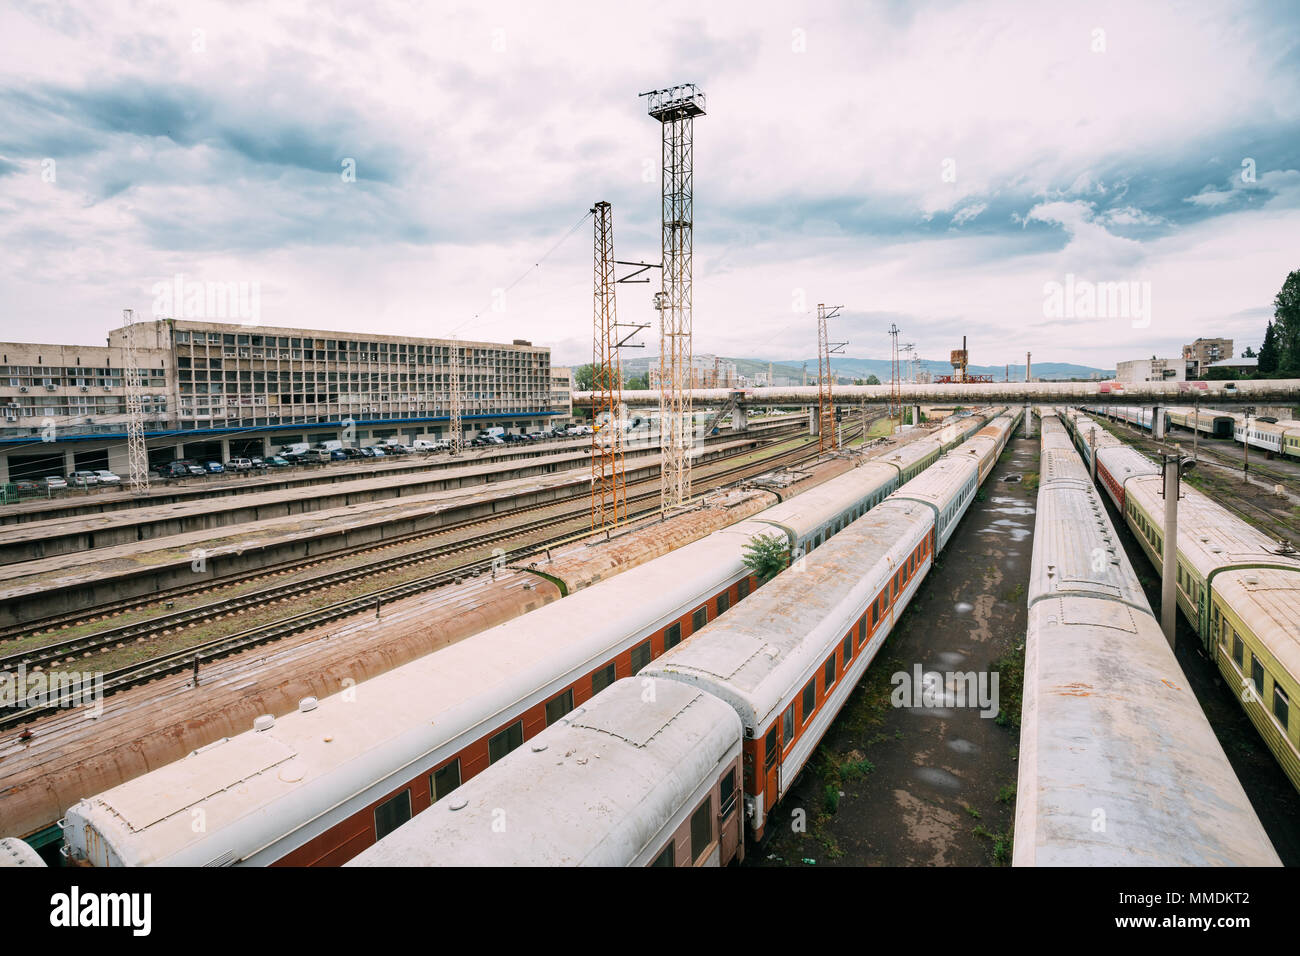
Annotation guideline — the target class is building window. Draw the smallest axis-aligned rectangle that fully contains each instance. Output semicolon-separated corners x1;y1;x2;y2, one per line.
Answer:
545;689;574;725
802;679;816;724
716;591;730;614
431;760;461;802
1275;687;1290;731
630;640;652;676
592;662;617;695
488;721;524;764
374;789;412;841
690;797;713;862
652;844;675;867
664;622;682;649
692;607;708;631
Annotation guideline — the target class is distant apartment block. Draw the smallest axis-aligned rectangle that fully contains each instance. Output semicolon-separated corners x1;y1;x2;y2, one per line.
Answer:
1116;357;1186;383
1182;337;1233;377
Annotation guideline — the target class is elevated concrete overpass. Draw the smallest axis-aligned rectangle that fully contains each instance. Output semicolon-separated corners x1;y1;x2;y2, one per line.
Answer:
575;380;1300;410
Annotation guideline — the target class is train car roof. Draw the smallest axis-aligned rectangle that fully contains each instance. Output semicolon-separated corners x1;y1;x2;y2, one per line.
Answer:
347;679;742;867
1214;567;1300;678
640;499;928;733
65;525;772;866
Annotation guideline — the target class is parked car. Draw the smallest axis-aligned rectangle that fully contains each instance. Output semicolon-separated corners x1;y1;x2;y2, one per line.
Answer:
501;433;525;443
301;449;331;464
92;470;121;485
370;447;387;457
41;476;68;491
153;461;188;479
10;479;40;495
68;471;99;487
265;456;291;468
227;458;253;471
526;432;546;441
187;464;206;477
248;457;268;469
330;449;347;460
343;447;366;459
357;447;375;458
204;461;225;474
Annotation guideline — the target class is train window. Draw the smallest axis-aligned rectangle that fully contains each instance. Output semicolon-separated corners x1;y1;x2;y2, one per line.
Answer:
717;591;730;614
1274;687;1290;731
692;607;708;631
782;704;795;748
1250;654;1264;696
488;721;524;764
1233;632;1243;667
374;789;412;841
858;617;866;645
593;662;617;695
720;769;737;818
765;726;779;769
651;844;675;868
802;679;816;723
546;689;575;725
665;622;682;649
824;656;836;688
843;633;853;663
431;760;461;802
690;797;714;863
630;640;653;676
738;578;750;600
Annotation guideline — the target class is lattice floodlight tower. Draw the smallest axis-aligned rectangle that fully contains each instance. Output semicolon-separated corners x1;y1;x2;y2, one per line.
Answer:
817;303;846;453
591;200;627;530
120;308;150;495
643;83;705;513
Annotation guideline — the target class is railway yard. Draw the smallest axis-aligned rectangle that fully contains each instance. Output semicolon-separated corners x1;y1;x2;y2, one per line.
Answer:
3;403;1299;868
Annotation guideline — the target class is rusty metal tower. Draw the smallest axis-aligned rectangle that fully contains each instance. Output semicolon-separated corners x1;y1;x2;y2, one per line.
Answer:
591;201;627;530
643;83;705;512
816;303;845;452
120;308;150;495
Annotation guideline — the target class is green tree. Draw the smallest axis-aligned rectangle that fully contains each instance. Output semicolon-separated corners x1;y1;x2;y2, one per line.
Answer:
625;372;649;390
865;374;881;385
1259;320;1279;374
742;533;790;584
573;364;595;391
1274;269;1300;373
1242;345;1256;357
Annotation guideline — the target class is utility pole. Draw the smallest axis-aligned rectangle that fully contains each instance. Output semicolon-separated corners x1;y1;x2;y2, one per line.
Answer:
1243;409;1251;480
643;83;705;513
120;309;150;496
817;303;846;453
887;324;901;421
1192;391;1199;464
448;338;463;456
1160;450;1195;647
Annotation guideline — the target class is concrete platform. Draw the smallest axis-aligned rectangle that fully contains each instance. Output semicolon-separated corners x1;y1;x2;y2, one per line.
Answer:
0;434;776;565
0;437;767;627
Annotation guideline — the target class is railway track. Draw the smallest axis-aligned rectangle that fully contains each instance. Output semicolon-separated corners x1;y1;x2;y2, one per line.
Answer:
0;424;869;726
1;423;809;643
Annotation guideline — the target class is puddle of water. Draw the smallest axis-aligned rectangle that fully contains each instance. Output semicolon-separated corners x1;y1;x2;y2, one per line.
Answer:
954;602;973;614
934;651;966;667
915;767;963;792
947;738;979;755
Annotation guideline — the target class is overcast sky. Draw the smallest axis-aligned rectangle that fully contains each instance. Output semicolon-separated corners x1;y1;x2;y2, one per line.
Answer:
2;0;1298;369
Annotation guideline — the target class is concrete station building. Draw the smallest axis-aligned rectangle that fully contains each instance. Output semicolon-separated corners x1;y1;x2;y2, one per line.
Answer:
0;318;557;482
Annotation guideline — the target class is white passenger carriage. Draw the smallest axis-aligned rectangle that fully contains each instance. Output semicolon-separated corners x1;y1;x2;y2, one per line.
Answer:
348;679;745;867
